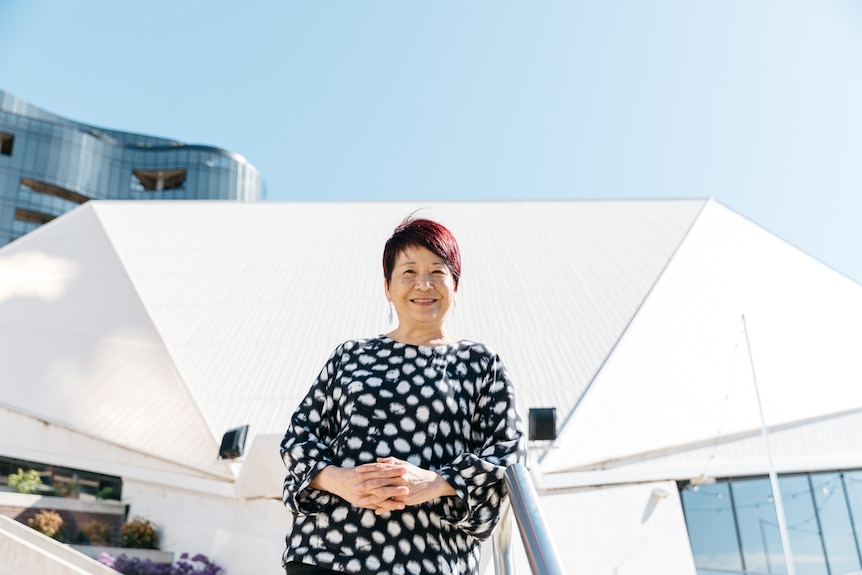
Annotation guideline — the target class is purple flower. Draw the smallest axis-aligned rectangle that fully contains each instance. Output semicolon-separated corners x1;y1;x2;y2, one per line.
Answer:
98;552;116;568
108;552;222;575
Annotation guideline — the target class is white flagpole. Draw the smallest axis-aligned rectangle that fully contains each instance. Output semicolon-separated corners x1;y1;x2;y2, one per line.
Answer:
742;314;796;575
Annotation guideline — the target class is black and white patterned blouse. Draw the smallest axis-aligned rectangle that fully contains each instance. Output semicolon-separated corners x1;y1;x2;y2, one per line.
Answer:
280;335;525;575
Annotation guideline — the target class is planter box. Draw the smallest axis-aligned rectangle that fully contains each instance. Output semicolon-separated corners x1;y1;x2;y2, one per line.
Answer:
0;490;127;544
1;491;172;566
0;491;126;514
72;544;174;565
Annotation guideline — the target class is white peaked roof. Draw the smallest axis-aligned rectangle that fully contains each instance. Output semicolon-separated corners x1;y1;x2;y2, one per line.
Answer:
1;199;860;496
542;201;862;481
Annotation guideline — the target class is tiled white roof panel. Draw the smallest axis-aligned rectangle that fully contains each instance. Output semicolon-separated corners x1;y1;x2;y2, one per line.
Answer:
6;198;862;483
544;200;862;473
0;205;218;469
87;199;702;466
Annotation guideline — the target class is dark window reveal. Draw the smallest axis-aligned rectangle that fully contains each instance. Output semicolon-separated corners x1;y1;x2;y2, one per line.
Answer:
21;178;90;205
132;168;187;191
14;208;56;225
0;131;13;156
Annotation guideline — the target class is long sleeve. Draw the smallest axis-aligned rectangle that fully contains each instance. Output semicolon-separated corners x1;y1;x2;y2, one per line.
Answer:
436;352;525;540
280;347;341;515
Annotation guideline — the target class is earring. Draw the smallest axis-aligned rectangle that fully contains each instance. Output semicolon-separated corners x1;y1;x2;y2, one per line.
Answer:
388;302;393;325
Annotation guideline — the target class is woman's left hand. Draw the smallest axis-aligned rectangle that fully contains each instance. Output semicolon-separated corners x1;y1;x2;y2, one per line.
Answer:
362;457;457;515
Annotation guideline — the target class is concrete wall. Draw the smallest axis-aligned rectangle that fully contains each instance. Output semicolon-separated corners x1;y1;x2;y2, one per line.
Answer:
536;480;698;575
119;479;697;575
121;479;290;575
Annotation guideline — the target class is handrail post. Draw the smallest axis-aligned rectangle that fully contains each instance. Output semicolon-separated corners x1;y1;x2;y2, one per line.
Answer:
492;500;515;575
501;463;567;575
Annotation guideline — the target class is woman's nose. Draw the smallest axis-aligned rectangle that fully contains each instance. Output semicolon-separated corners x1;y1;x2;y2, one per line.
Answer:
415;273;433;288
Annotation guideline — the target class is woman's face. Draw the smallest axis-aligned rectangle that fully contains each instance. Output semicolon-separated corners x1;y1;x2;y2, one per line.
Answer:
385;245;457;330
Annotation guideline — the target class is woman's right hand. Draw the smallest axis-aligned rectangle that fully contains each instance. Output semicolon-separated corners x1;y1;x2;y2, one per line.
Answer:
310;463;410;513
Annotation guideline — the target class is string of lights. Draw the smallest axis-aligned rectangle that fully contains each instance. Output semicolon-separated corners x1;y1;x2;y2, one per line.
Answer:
683;471;862;534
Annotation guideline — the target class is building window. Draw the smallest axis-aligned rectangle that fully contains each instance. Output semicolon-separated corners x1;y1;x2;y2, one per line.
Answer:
132;168;187;191
680;470;862;575
14;208;56;225
0;456;122;500
21;178;89;205
0;131;13;156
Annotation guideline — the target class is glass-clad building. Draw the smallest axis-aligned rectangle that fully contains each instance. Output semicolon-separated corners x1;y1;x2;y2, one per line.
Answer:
681;470;862;575
0;89;265;246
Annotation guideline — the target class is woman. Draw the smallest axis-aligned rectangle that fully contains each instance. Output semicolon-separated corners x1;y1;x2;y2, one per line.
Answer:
280;216;524;575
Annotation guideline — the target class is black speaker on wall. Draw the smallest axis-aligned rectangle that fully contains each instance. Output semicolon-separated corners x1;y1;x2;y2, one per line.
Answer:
528;408;557;441
219;425;249;459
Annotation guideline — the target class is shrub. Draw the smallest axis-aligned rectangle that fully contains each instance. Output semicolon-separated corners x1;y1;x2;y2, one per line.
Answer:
172;553;222;575
28;509;64;539
53;479;80;498
97;486;115;500
109;555;172;575
8;468;42;494
120;516;159;549
99;552;222;575
79;519;114;545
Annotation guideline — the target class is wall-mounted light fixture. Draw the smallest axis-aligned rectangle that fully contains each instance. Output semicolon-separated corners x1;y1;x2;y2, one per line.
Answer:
651;487;670;500
219;425;249;459
528;408;557;441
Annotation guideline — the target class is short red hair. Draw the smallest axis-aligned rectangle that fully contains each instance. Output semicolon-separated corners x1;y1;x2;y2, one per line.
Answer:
383;217;461;286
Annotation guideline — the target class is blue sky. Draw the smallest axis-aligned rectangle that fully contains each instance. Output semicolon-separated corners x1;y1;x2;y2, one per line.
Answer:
2;1;862;283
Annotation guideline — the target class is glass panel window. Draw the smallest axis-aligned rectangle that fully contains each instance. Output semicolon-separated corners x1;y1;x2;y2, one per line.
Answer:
780;475;829;575
733;477;787;574
846;471;862;565
682;482;744;574
812;472;862;574
682;470;862;575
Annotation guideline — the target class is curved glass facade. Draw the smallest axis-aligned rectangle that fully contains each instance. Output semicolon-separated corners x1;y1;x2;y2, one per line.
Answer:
0;90;265;245
681;469;862;575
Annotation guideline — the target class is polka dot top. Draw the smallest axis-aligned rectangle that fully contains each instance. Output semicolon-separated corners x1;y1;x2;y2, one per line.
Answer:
280;335;525;574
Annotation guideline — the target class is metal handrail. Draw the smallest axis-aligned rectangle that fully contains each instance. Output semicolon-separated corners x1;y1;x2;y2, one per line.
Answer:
492;463;567;575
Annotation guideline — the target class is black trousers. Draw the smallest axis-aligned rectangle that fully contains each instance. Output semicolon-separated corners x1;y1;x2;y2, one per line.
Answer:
284;561;341;575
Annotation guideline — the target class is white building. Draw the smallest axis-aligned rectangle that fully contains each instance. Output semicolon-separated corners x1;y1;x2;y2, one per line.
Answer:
2;199;861;575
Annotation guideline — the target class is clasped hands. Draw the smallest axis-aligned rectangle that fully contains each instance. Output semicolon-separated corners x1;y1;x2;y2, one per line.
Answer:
310;456;456;515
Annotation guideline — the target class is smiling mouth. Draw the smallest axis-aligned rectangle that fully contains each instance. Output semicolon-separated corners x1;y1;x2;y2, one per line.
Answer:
411;298;437;304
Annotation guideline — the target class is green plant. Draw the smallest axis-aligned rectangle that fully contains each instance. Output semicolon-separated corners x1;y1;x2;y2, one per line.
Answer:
97;486;115;500
53;479;80;498
28;509;64;539
120;516;159;549
8;468;42;494
79;519;113;545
